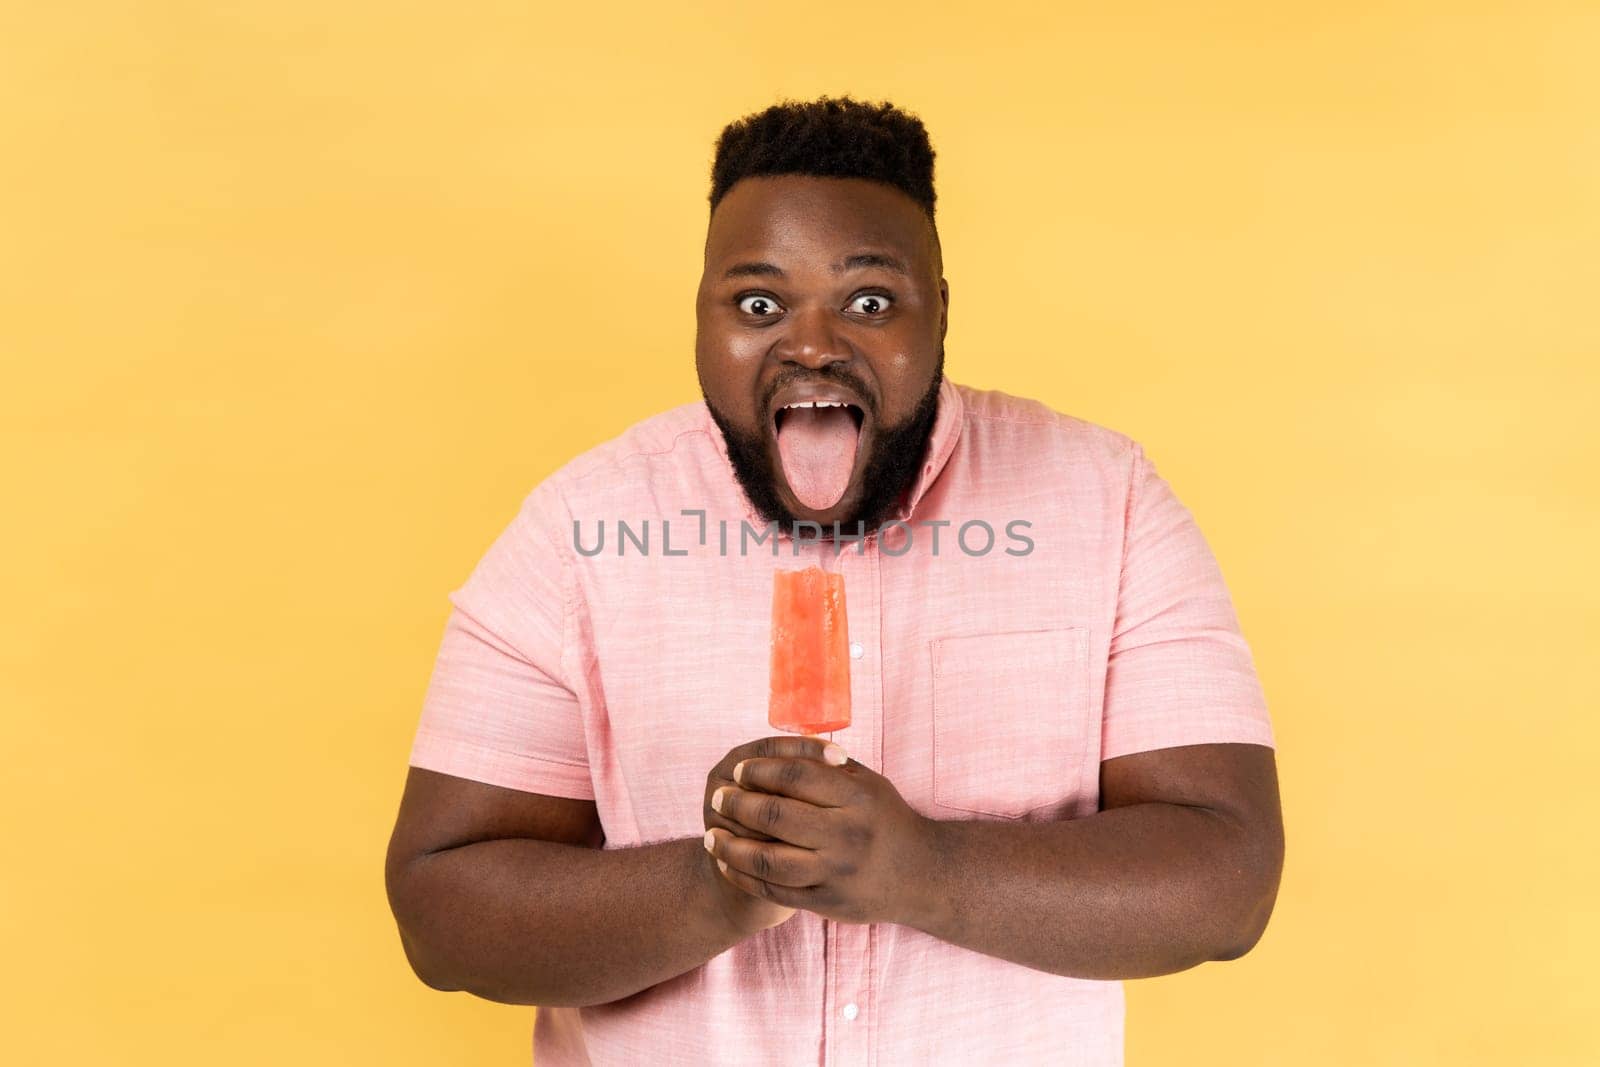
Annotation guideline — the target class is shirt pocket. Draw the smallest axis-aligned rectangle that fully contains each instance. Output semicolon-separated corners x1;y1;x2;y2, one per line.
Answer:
930;627;1094;820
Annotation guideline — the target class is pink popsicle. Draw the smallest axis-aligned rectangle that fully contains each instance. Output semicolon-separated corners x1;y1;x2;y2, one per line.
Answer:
768;566;852;734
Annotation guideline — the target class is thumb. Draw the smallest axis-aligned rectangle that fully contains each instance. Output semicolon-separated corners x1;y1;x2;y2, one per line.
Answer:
803;734;849;766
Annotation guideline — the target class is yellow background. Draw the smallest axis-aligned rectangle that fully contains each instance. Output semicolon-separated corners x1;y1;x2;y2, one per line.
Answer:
3;2;1596;1063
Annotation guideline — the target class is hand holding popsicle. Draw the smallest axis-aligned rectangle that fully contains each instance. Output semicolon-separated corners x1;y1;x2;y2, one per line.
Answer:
700;734;848;934
702;737;942;928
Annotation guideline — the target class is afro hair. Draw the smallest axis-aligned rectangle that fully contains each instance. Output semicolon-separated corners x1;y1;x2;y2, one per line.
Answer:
709;96;937;220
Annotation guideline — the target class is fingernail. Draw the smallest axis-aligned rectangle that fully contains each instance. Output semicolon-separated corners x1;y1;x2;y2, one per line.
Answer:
824;744;848;766
703;830;715;852
711;787;728;813
733;761;747;784
717;858;729;874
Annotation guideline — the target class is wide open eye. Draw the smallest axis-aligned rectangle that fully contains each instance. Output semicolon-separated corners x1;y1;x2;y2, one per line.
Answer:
847;293;892;315
737;294;783;317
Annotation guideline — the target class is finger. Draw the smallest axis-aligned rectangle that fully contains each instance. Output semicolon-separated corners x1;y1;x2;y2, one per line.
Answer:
706;777;778;841
711;784;831;849
730;756;858;808
734;734;850;767
704;827;826;889
713;856;810;910
708;734;844;840
708;736;845;834
706;809;778;842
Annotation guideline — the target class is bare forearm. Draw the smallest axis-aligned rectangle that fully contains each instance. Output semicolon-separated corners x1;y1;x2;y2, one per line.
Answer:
393;836;741;1007
911;803;1280;980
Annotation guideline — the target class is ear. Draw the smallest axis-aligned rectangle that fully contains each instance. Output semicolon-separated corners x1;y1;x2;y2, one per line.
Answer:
939;278;949;342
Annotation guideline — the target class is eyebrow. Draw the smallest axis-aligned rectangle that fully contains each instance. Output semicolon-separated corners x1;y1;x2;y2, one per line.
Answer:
721;252;911;280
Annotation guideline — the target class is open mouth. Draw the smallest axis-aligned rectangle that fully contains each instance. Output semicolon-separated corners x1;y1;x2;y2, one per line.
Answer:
771;399;866;513
772;400;866;433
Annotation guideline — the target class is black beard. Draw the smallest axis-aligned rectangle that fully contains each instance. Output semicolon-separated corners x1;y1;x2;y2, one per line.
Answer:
703;349;945;539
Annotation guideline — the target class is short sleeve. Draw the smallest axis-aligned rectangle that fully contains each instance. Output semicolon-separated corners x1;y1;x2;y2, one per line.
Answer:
406;478;594;799
1101;443;1275;761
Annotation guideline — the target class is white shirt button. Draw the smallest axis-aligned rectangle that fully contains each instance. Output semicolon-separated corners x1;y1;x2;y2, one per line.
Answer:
849;642;863;659
842;1002;859;1021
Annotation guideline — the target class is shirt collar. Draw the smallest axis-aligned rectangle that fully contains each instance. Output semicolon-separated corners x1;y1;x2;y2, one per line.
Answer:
703;374;965;534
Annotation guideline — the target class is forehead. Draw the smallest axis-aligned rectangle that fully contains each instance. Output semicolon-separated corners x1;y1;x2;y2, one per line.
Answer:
704;175;934;271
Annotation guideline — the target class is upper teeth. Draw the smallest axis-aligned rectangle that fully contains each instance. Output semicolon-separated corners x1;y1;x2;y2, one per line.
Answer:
784;401;850;408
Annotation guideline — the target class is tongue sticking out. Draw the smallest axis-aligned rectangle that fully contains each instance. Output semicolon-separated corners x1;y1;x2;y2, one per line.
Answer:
776;406;860;512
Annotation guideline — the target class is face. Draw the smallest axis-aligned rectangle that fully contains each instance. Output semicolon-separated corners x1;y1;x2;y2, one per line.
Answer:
695;175;949;536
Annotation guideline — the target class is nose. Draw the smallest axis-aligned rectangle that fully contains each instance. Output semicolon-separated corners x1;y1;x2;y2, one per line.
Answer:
773;304;851;370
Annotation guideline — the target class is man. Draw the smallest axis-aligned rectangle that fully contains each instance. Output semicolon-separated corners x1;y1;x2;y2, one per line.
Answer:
385;96;1283;1065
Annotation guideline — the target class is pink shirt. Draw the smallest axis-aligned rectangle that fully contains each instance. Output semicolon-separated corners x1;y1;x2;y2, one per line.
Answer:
407;378;1275;1065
